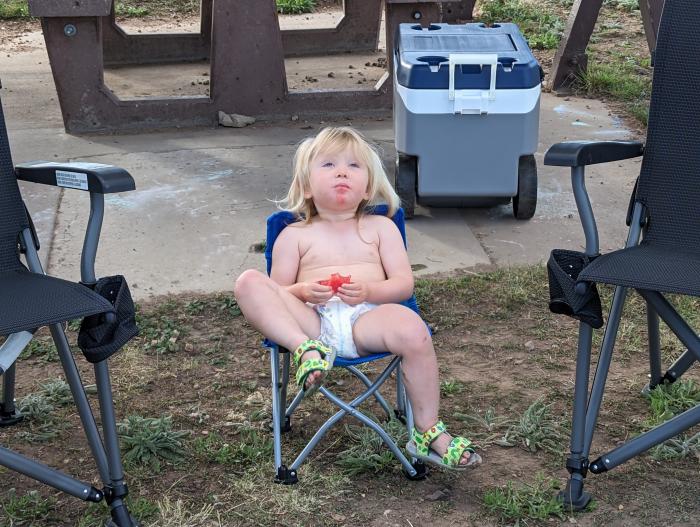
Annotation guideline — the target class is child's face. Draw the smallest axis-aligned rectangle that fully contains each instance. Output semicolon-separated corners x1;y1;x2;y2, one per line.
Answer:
305;145;370;213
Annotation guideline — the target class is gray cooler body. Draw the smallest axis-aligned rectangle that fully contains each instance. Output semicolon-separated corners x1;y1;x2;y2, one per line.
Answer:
393;23;542;216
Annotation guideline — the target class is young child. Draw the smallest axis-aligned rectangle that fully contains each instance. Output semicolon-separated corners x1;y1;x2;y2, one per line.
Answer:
234;127;481;469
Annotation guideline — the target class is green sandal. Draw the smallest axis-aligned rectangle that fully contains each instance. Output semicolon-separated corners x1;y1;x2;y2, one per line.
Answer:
405;420;482;470
293;339;335;396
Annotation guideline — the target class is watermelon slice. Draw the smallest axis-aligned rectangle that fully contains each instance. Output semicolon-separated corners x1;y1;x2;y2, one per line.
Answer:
317;273;351;294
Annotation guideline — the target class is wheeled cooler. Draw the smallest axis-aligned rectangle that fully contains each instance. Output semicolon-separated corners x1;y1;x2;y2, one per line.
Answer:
393;22;542;219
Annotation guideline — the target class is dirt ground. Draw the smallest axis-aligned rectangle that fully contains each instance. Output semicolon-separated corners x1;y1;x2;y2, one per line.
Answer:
2;2;696;527
1;269;699;526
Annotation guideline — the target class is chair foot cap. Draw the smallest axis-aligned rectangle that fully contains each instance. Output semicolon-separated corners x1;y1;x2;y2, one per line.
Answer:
274;465;298;485
403;460;428;481
558;488;592;511
0;409;23;427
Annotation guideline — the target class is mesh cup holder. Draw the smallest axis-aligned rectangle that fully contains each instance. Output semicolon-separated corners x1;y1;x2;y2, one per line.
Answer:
547;250;604;329
78;275;139;363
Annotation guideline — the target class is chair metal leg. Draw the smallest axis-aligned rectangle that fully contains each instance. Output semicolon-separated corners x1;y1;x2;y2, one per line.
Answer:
584;286;628;452
590;405;700;473
662;349;696;384
346;365;393;420
95;361;136;527
638;290;700;363
50;324;111;483
281;351;290;426
559;322;594;511
395;367;407;421
646;303;663;389
290;358;404;471
0;445;103;500
0;363;23;426
401;394;427;480
585;290;700;473
270;347;297;484
305;384;418;477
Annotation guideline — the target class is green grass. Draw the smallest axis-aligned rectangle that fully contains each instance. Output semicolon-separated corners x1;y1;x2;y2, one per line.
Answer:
193;429;272;468
496;397;567;454
0;489;55;524
575;55;652;126
117;415;189;471
440;379;465;396
478;0;564;50
0;0;29;19
138;310;185;354
483;473;566;524
335;418;408;476
455;407;513;446
644;380;700;461
19;338;59;362
115;3;150;17
78;496;160;527
276;0;316;15
15;379;74;443
605;0;639;11
0;0;320;20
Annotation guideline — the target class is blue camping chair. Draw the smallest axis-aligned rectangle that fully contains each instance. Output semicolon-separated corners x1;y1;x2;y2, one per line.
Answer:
264;205;427;483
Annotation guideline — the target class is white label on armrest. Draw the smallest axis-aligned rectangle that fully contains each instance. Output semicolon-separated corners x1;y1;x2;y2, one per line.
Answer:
66;162;111;170
56;170;89;190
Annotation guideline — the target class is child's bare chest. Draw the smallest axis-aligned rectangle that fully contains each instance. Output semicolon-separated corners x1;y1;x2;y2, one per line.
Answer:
301;234;380;267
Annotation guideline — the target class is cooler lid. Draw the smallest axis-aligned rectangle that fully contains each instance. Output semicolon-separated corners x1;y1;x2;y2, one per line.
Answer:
395;23;542;90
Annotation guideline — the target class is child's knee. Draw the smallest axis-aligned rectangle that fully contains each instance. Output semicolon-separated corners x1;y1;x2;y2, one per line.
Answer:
394;312;431;350
234;269;267;299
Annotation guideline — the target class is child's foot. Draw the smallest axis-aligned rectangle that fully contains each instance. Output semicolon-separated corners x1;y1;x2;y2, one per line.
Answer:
429;431;475;466
406;420;481;470
298;349;322;390
293;339;335;395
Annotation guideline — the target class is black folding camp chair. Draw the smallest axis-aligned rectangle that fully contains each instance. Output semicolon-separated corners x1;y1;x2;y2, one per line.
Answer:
0;91;139;526
265;207;427;484
544;0;700;509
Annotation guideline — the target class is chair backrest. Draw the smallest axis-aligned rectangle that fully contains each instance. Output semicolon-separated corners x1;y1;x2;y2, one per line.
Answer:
636;0;700;251
265;205;420;313
0;96;29;272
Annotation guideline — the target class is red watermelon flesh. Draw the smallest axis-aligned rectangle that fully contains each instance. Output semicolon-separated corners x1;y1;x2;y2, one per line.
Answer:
317;273;351;293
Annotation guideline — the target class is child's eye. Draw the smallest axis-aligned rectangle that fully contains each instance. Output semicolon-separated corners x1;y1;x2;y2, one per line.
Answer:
322;162;334;168
349;162;360;168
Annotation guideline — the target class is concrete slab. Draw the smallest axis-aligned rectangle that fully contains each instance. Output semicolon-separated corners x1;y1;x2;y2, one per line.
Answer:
0;29;640;300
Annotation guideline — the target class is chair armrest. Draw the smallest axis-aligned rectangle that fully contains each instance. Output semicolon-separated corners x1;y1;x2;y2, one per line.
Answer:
544;141;644;167
15;161;135;194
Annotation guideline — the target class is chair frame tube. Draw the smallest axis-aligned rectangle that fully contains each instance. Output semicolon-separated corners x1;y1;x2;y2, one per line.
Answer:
562;169;700;507
0;205;135;525
269;344;418;480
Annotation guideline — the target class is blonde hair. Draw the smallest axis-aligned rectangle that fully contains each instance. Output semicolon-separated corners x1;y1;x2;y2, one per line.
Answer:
278;126;400;221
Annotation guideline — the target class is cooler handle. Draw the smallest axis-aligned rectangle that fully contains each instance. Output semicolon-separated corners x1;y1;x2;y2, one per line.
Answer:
448;53;499;101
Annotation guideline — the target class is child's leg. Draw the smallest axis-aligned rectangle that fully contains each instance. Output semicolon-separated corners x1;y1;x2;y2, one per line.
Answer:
234;269;324;389
352;304;473;465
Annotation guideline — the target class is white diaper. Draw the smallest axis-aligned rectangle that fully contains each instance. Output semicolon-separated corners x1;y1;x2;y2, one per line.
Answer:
312;297;378;359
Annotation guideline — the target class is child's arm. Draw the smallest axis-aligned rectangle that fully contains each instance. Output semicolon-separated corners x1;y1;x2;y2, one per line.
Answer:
271;227;333;304
338;216;414;305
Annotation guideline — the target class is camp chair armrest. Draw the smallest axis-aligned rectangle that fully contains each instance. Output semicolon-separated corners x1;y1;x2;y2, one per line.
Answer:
544;141;644;167
15;161;135;194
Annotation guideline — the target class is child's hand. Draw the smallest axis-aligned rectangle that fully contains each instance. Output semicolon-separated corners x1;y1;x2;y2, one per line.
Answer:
337;282;370;305
302;282;333;304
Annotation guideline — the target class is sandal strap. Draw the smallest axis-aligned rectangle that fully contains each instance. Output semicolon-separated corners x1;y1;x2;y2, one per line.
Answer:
441;436;474;467
293;339;331;367
411;420;447;457
295;357;330;387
